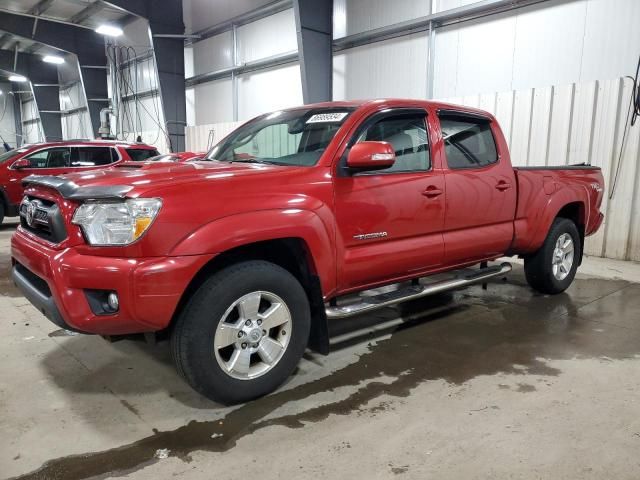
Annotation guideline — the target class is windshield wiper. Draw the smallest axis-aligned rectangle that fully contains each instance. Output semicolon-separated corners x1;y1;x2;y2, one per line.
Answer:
230;158;290;166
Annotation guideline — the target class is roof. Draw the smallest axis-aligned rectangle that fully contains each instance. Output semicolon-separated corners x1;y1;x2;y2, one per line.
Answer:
280;98;494;118
19;139;157;149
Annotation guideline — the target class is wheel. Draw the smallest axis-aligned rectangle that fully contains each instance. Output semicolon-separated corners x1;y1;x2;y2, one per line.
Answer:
524;218;581;294
0;201;4;225
171;260;311;404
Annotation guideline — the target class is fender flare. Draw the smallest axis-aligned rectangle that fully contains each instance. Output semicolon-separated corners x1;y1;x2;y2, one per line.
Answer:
169;208;336;295
522;186;588;253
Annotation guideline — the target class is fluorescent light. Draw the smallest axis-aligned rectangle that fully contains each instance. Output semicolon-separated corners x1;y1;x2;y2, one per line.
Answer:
95;24;123;37
42;55;65;65
8;75;27;82
0;90;3;95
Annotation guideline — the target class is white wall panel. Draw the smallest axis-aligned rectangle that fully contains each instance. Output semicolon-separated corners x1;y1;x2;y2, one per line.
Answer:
333;0;430;38
511;1;587;91
438;13;516;99
333;33;428;101
237;9;297;64
528;87;553;167
546;84;574;167
186;121;242;152
192;31;233;76
193;79;233;125
581;0;640;83
603;79;638;261
586;78;623;257
237;63;302;120
431;0;639;99
183;0;275;34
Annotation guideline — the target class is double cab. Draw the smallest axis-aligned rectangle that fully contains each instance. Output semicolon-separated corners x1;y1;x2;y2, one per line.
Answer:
11;100;604;404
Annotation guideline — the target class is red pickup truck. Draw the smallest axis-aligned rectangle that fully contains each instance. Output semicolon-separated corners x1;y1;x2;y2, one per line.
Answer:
11;100;604;404
0;140;159;224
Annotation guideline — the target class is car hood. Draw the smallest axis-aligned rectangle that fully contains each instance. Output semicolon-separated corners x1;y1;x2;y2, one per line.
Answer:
59;160;292;194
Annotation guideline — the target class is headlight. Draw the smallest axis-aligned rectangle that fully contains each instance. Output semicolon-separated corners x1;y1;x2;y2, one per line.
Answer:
72;198;162;246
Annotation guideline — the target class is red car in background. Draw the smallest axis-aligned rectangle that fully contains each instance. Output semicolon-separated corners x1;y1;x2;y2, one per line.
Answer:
0;140;159;224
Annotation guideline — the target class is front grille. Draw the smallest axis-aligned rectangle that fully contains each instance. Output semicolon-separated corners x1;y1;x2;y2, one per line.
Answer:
19;196;68;243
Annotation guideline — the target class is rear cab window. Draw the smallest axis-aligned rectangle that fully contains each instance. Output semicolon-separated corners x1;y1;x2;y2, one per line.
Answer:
438;111;498;169
126;148;160;161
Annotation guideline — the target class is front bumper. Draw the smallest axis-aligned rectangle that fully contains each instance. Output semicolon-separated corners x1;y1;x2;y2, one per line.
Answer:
11;229;214;335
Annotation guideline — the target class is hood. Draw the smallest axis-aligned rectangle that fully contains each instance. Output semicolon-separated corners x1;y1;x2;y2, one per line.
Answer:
58;160;291;194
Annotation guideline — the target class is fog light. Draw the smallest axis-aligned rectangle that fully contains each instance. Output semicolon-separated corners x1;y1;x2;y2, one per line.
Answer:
107;292;119;311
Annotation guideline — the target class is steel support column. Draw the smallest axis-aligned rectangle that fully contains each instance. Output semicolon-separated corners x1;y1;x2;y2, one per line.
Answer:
105;0;187;151
0;12;108;136
293;0;333;104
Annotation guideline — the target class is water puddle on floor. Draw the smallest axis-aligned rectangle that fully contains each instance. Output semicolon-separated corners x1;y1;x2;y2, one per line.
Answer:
8;273;639;480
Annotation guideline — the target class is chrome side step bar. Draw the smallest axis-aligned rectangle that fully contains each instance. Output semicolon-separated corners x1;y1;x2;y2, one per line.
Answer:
325;262;512;319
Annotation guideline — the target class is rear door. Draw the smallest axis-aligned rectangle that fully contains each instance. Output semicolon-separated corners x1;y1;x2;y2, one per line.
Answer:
70;146;119;168
334;108;446;290
436;110;517;264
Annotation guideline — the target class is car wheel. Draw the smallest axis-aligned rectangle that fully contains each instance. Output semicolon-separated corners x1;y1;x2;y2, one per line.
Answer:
171;260;311;405
0;201;4;225
524;218;581;294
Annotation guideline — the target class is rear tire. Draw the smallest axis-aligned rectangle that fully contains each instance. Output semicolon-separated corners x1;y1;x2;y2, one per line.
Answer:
524;218;581;294
171;260;311;405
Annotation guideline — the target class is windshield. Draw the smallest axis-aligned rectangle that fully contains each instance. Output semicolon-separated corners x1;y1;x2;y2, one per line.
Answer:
205;108;354;166
0;148;28;164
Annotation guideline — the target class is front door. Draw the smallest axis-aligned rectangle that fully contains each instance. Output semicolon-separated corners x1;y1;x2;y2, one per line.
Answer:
334;109;446;291
5;146;71;204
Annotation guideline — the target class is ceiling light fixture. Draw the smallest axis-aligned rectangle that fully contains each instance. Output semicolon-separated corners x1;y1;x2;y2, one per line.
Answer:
42;55;65;65
8;75;27;82
95;24;123;37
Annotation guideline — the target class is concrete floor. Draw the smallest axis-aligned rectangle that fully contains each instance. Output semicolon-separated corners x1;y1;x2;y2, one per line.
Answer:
2;216;640;480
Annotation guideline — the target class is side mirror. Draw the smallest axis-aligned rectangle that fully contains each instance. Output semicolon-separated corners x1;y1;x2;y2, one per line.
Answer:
347;141;395;171
11;159;30;170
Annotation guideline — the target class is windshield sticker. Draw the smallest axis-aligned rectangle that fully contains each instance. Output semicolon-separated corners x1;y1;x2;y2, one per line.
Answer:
306;112;349;124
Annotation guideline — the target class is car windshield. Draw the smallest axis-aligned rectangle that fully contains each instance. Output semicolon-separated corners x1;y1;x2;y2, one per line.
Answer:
205;108;355;166
0;148;28;164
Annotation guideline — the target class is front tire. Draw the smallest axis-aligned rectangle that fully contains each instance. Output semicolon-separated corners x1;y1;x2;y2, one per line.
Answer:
524;218;581;294
171;260;311;405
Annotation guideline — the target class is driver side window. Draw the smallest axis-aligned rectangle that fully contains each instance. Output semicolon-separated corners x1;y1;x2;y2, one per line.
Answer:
24;147;71;168
356;114;430;173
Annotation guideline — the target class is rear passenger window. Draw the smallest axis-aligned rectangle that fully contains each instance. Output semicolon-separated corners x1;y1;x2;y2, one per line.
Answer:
126;149;160;161
439;116;497;169
356;114;430;172
71;147;117;167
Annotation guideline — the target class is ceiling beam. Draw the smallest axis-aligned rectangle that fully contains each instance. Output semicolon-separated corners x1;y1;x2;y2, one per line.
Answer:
70;1;107;24
28;0;56;16
22;43;42;54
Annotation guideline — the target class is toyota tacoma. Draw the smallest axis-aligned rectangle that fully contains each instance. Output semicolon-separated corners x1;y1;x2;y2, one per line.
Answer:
11;100;604;404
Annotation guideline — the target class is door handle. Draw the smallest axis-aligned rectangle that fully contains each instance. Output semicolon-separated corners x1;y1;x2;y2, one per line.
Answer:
495;181;511;191
422;186;443;198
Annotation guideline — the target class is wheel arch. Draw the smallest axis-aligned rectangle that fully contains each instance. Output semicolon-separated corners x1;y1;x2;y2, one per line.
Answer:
168;237;330;355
